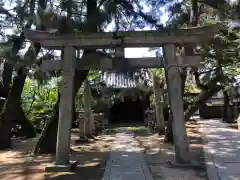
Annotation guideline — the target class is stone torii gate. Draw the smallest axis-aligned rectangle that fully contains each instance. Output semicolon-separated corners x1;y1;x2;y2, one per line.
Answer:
24;24;219;170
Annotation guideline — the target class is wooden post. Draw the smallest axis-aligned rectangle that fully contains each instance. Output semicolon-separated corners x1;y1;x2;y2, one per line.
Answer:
163;44;189;163
152;74;165;134
55;46;75;166
84;78;93;138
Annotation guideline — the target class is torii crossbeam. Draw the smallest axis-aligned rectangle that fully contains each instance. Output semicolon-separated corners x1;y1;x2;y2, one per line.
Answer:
23;24;221;49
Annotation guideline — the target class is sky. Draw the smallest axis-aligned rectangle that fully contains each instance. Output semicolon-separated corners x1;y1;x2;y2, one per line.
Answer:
114;5;168;58
125;9;168;58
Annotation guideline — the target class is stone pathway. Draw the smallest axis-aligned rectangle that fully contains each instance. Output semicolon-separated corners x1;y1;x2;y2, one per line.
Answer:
102;128;153;180
199;119;240;180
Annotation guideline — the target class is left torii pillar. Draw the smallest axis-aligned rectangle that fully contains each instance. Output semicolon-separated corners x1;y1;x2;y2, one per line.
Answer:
56;46;76;168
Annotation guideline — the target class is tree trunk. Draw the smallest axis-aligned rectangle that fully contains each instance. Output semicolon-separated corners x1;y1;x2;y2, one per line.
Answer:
0;63;35;140
33;70;88;154
222;91;230;122
152;75;165;134
17;105;36;137
185;85;222;120
9;68;36;138
0;68;36;149
222;90;236;123
1;62;13;98
33;91;60;154
0;0;46;147
0;62;14;113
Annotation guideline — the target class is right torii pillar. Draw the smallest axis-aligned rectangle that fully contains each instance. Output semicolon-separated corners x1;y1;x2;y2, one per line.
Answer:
163;44;189;163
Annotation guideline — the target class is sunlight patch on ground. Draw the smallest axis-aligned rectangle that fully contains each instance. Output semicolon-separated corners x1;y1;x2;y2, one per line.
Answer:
127;126;148;132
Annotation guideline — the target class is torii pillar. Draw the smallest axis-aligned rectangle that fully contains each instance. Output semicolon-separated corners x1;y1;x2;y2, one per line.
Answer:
163;44;189;163
55;46;76;166
44;46;77;172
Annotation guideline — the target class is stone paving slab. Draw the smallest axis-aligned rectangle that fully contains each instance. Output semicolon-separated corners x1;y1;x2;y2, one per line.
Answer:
198;119;240;180
102;131;154;180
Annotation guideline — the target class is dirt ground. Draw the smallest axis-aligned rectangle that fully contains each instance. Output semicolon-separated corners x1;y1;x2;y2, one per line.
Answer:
0;130;114;180
0;121;211;180
135;121;207;180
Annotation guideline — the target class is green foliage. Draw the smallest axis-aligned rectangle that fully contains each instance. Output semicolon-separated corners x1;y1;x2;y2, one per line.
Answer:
22;79;58;129
151;68;164;78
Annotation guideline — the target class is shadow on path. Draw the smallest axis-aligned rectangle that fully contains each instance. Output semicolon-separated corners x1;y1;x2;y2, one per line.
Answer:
199;119;240;180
